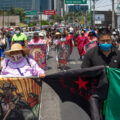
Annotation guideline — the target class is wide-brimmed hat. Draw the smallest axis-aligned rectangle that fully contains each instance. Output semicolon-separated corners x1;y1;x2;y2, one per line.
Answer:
55;32;61;36
4;43;29;56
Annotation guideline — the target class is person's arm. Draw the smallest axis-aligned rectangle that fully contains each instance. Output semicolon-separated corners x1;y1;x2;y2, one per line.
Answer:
11;35;15;46
30;58;46;78
23;34;27;47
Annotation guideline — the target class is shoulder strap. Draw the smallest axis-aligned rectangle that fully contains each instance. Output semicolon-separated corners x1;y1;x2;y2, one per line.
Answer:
6;59;10;68
26;57;31;67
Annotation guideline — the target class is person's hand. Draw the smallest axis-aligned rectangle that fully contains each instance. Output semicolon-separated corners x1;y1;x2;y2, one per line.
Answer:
40;73;46;78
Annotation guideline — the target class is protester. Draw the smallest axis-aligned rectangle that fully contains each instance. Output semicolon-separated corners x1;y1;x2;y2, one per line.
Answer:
76;31;88;60
81;28;120;68
0;32;7;70
57;32;70;70
6;28;14;49
84;31;98;53
12;27;27;48
112;31;118;47
28;32;42;44
66;27;74;54
1;43;46;77
53;32;62;63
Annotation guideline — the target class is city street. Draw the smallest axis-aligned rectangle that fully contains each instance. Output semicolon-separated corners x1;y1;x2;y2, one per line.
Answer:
41;46;90;120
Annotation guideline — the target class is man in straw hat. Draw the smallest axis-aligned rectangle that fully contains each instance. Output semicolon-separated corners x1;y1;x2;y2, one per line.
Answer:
1;43;45;78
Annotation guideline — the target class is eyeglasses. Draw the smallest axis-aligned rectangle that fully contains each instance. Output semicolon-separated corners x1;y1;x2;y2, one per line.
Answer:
99;40;112;43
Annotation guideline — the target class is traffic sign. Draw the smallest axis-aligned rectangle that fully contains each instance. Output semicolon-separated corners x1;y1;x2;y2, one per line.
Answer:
65;0;87;4
44;10;56;15
25;10;37;16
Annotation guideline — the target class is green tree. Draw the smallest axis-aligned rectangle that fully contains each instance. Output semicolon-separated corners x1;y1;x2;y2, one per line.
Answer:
51;14;63;22
41;20;49;25
15;8;25;21
64;12;75;23
0;9;3;15
7;7;15;15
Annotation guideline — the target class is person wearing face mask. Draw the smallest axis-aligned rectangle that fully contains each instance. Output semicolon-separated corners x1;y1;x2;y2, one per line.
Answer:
76;31;88;60
28;32;41;44
81;28;120;68
12;27;27;48
0;32;7;70
1;43;46;78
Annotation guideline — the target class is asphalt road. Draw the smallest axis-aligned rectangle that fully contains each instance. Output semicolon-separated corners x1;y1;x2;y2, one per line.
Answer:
41;46;90;120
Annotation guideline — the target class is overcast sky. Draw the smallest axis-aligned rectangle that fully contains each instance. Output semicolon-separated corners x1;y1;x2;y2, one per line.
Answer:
87;0;118;11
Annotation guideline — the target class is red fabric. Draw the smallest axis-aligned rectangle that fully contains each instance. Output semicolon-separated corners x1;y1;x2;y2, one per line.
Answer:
27;97;38;108
66;34;73;54
76;35;88;56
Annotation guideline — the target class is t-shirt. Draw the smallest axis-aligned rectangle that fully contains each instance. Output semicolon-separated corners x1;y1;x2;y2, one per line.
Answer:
12;33;27;42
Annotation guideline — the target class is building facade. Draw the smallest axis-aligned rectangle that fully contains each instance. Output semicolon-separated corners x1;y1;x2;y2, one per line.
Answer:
93;11;117;28
54;0;65;16
0;16;20;27
0;0;40;12
40;0;52;12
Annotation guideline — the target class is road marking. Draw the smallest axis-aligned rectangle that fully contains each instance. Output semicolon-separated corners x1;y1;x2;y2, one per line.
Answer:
68;61;82;65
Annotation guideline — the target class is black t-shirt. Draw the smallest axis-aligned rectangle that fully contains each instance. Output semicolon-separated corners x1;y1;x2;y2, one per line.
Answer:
81;46;120;68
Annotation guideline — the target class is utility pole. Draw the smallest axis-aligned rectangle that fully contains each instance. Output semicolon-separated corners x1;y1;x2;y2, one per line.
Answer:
93;0;95;28
2;9;4;29
112;0;115;29
90;0;92;27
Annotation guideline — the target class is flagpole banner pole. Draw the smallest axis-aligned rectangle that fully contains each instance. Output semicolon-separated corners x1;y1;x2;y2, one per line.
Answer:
43;65;108;120
0;77;42;120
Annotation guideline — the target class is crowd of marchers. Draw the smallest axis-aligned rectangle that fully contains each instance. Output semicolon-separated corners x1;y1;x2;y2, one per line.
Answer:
0;26;120;74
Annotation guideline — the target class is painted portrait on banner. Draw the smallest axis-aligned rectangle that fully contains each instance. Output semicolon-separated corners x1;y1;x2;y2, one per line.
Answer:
57;43;70;64
28;44;47;70
0;77;42;120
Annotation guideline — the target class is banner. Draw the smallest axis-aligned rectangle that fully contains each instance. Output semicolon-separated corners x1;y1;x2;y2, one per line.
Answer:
0;77;42;120
57;43;70;64
84;40;97;52
105;67;120;120
28;44;47;70
43;65;108;120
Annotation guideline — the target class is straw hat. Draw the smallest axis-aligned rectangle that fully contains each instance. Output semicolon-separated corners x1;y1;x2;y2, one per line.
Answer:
4;43;29;56
55;32;61;36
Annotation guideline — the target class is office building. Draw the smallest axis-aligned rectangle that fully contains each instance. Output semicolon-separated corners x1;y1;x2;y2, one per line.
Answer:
0;0;40;12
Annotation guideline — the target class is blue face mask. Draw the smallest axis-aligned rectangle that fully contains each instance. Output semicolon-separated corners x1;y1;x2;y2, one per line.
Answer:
99;43;112;51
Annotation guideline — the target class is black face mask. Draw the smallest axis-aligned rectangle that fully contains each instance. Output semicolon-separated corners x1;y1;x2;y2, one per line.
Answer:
81;33;84;36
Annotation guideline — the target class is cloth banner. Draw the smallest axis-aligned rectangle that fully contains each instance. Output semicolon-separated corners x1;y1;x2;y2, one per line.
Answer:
57;43;70;64
0;77;42;120
43;65;108;120
84;40;97;52
105;67;120;120
28;44;47;70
